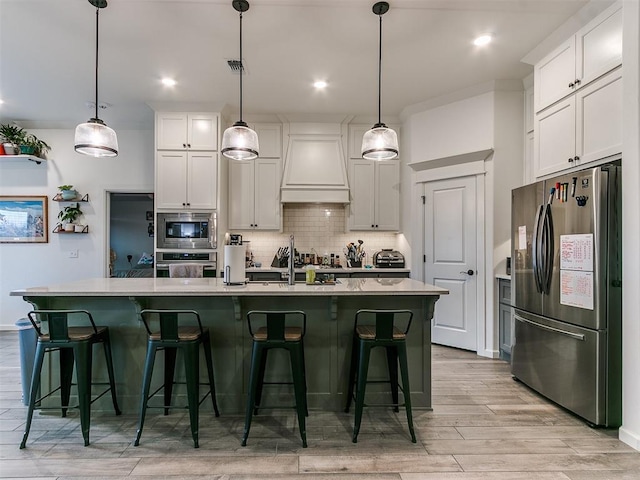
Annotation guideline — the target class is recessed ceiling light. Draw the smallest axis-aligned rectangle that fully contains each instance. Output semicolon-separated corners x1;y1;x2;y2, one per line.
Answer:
313;80;328;89
473;34;493;46
0;99;4;105
162;77;177;87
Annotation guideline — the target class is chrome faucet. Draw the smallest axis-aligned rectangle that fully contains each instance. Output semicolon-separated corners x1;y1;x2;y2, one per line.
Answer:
288;234;295;285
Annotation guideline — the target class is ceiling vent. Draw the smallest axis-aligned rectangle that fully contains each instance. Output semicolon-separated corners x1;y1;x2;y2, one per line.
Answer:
226;59;246;75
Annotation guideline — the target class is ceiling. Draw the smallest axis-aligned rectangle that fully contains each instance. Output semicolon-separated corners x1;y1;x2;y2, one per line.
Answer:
0;0;611;130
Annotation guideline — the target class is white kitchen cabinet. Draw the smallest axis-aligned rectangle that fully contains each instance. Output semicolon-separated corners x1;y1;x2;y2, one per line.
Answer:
498;278;512;361
156;113;218;151
348;159;399;231
229;158;281;230
252;123;282;158
534;2;621;113
348;125;370;159
156;151;218;209
535;67;622;178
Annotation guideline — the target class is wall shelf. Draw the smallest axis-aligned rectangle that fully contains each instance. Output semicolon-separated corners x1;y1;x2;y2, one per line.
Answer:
52;193;89;202
1;154;47;165
52;224;89;234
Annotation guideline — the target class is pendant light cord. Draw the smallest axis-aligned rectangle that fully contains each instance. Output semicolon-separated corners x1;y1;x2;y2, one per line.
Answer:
377;13;382;127
94;5;100;121
239;10;244;124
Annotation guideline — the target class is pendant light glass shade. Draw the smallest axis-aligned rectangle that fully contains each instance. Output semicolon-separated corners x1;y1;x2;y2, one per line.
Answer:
361;1;398;161
74;0;118;158
362;124;398;160
222;0;259;161
221;122;259;160
75;119;118;157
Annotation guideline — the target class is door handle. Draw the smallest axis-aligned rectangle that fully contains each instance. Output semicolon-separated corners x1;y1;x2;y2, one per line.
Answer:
460;269;474;276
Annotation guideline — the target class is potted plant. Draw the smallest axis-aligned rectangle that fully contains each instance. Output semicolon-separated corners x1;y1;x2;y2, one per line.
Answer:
22;133;51;158
0;124;26;155
58;203;83;232
58;185;78;201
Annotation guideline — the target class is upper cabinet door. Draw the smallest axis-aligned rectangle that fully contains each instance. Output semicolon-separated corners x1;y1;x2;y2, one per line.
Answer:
156;151;189;208
254;124;282;158
157;113;188;150
187;114;218;151
375;161;400;231
534;98;576;178
254;159;281;230
534;37;576;113
228;160;256;230
348;125;370;159
187;152;218;209
576;3;622;89
348;159;376;230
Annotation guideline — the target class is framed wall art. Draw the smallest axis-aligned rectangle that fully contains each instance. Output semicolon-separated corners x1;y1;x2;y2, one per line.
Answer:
0;196;48;243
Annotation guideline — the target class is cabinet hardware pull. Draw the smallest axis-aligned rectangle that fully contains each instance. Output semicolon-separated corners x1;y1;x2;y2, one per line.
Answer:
574;79;581;85
183;143;186;148
187;144;191;148
568;158;574;163
574;156;580;162
568;82;575;88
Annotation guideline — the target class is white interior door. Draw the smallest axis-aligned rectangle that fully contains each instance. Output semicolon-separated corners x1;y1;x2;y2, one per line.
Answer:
425;176;478;351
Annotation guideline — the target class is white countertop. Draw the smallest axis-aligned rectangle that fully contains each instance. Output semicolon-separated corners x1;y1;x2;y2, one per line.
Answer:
10;277;447;298
496;274;511;280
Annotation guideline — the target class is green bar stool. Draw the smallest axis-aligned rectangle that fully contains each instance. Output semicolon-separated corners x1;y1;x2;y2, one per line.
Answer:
242;310;308;448
344;309;416;443
20;310;121;449
134;309;220;449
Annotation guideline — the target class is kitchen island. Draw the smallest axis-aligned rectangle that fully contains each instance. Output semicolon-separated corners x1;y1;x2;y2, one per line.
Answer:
11;277;447;413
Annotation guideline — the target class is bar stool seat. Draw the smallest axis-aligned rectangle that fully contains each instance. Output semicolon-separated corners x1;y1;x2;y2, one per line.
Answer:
20;310;121;449
134;309;220;449
242;310;308;448
345;309;416;443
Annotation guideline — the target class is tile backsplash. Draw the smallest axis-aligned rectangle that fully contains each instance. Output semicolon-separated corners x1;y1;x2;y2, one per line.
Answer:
238;204;398;267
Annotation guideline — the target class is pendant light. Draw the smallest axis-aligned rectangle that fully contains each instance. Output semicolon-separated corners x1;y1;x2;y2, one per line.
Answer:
221;0;259;161
74;0;118;157
361;1;398;161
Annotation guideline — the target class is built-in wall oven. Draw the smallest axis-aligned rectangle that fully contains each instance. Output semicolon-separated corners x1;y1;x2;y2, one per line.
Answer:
155;251;217;277
157;212;216;250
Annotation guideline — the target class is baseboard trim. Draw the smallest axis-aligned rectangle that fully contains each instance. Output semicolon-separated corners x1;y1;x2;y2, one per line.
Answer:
619;426;640;452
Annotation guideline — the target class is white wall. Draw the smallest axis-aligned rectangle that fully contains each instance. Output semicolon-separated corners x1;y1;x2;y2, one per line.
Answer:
0;128;153;328
620;0;640;452
406;93;494;162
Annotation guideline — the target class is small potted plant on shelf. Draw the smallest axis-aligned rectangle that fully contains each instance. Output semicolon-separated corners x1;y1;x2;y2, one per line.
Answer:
0;124;26;155
58;203;83;232
57;185;78;201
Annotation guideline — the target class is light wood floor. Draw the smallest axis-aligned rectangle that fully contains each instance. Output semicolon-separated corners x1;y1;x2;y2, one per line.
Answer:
1;331;638;479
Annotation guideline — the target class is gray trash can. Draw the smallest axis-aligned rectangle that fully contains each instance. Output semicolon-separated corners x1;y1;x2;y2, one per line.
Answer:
15;317;38;406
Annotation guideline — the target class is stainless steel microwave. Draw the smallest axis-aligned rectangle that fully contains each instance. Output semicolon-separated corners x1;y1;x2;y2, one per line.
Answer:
157;212;217;249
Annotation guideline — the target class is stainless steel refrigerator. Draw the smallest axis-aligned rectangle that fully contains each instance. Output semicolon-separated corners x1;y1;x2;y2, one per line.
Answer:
511;162;622;427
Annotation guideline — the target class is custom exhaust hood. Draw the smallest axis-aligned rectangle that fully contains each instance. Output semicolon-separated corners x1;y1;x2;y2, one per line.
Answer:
280;123;350;203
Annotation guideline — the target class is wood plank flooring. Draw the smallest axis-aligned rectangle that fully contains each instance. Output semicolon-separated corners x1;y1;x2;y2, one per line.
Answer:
1;331;638;479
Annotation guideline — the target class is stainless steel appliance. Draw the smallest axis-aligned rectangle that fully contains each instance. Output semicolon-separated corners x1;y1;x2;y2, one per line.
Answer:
155;251;217;277
511;162;621;427
373;249;405;268
157;212;216;250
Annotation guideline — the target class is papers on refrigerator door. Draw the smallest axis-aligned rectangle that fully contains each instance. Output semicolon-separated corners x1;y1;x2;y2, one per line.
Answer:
560;234;593;271
518;226;527;250
560;234;594;310
560;270;594;310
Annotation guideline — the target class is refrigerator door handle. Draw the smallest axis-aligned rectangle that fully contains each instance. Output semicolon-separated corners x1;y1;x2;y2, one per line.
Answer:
532;204;544;293
515;314;585;341
542;203;554;294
